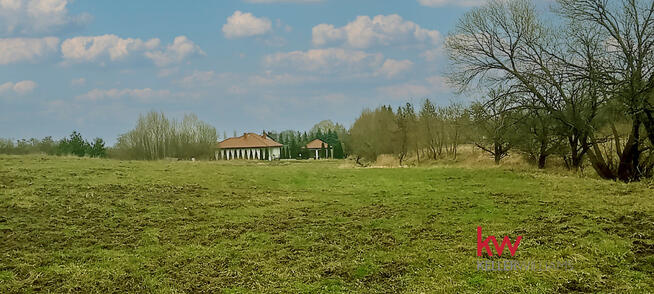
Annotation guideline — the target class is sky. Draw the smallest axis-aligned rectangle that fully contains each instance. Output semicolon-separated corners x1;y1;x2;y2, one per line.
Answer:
0;0;489;144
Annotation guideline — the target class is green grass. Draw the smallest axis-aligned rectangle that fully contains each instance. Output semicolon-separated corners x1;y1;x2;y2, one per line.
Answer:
1;155;653;293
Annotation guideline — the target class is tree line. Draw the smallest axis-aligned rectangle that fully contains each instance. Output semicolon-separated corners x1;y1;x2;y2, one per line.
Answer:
0;112;217;161
343;99;564;168
0;132;106;158
0;113;350;161
111;112;217;160
345;101;473;166
265;120;347;160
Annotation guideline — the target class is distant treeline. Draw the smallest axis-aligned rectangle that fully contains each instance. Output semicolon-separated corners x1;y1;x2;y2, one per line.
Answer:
0;112;217;161
0;131;106;158
0;114;351;161
265;120;347;159
344;97;592;170
345;100;473;166
111;112;217;160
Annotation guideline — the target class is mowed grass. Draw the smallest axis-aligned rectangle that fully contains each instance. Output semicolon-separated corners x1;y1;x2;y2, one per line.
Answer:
0;155;653;293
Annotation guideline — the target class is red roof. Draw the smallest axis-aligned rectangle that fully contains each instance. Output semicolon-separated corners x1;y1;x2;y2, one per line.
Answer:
218;133;283;149
306;139;329;149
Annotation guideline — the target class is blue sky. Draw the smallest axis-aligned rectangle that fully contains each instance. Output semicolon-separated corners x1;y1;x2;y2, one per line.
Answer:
0;0;486;144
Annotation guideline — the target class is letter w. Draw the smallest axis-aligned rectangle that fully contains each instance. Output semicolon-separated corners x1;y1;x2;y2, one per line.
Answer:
491;235;522;257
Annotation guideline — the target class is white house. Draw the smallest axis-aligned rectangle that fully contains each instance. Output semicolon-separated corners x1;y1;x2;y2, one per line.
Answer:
217;132;282;161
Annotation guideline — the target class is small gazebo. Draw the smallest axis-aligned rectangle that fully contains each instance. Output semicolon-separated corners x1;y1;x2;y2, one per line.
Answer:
305;139;333;160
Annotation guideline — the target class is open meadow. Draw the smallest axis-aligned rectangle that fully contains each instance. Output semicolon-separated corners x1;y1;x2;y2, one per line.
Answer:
1;155;653;293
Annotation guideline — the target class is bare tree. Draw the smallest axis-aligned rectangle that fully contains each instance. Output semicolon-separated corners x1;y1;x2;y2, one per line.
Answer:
445;0;623;177
471;91;521;164
115;111;217;160
419;99;441;160
557;0;654;180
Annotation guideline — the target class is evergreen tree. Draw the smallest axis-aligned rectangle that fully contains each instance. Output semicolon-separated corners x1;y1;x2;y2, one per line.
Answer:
334;141;345;159
89;138;107;158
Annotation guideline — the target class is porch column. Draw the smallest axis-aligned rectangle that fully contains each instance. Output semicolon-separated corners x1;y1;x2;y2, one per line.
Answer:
268;148;272;161
256;149;260;160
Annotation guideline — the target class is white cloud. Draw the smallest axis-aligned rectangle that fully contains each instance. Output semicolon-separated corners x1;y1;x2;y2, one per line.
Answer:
61;34;160;63
76;88;173;101
264;48;416;79
417;0;486;7
13;80;37;94
312;14;440;48
264;48;383;73
0;0;91;36
0;37;59;64
377;75;450;99
144;36;204;67
375;59;413;78
60;35;202;67
0;80;37;96
312;24;343;46
222;11;272;38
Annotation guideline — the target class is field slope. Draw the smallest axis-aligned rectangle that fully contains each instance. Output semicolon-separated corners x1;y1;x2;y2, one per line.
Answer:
1;155;653;292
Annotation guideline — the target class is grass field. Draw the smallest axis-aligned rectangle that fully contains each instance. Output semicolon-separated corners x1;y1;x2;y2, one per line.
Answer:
1;155;653;293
